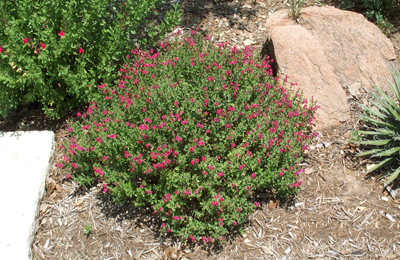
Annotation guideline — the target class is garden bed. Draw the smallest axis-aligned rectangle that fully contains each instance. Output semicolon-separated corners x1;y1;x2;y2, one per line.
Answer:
1;0;400;259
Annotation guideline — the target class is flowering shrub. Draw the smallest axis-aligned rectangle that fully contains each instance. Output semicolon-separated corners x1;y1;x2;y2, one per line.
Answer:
0;0;181;119
58;30;318;242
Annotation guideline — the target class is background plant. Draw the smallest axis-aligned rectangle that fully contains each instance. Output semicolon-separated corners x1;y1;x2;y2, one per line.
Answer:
58;31;318;242
351;67;400;186
286;0;306;19
342;0;396;36
83;223;93;236
0;0;181;119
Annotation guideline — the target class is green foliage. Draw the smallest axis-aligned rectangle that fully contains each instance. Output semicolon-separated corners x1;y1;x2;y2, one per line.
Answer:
352;67;400;185
57;32;318;243
342;0;396;36
0;0;181;119
286;0;306;19
375;13;394;37
83;223;92;236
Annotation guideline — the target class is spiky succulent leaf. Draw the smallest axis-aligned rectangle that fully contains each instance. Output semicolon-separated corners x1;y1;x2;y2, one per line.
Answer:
357;139;392;146
358;148;385;156
385;166;400;185
368;157;396;172
373;147;400;157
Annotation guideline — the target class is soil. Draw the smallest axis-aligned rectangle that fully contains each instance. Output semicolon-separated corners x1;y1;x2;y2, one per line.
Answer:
2;0;400;259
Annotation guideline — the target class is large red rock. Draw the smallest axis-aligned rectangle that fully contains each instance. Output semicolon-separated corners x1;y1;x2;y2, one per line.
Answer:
265;6;396;130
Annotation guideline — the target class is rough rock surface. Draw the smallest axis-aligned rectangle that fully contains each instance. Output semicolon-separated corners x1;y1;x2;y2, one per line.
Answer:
265;6;396;130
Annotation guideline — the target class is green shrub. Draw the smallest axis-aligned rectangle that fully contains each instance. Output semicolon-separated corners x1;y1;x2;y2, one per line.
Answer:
0;0;181;119
57;31;318;242
342;0;396;36
351;67;400;186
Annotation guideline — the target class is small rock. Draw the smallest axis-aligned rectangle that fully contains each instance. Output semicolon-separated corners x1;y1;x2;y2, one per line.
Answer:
243;39;255;46
349;82;362;96
381;196;388;201
295;202;305;207
315;143;323;148
304;168;313;174
262;246;274;255
323;142;332;148
386;213;395;222
244;238;251;243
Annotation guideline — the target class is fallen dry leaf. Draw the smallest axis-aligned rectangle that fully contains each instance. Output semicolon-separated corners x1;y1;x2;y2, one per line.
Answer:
134;249;144;260
268;200;279;209
262;245;274;255
39;203;48;212
55;184;62;193
49;182;56;192
74;199;84;207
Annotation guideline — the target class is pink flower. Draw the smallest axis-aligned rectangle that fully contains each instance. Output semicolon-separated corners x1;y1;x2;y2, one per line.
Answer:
237;207;241;212
147;190;152;195
161;223;166;228
23;38;28;44
79;47;84;53
233;221;237;226
40;43;46;49
58;30;65;37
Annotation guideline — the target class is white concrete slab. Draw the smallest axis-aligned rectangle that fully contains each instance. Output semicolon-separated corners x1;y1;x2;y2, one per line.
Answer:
0;131;55;260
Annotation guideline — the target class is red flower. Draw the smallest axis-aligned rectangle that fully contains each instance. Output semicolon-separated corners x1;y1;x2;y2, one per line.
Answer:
23;38;28;44
79;47;84;54
40;43;46;49
58;30;65;37
0;46;2;53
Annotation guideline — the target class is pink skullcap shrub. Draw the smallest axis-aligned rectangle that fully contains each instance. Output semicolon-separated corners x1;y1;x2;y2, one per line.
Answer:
58;31;318;243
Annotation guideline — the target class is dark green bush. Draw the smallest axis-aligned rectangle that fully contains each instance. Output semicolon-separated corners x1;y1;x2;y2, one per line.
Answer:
0;0;181;119
342;0;396;35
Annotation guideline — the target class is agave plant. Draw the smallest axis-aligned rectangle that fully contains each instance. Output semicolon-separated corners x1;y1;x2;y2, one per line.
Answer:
351;67;400;185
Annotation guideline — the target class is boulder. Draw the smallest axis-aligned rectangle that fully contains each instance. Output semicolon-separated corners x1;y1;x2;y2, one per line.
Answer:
265;6;396;130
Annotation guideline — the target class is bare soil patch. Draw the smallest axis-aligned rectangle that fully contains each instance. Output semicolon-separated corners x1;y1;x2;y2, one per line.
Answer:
1;0;400;259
